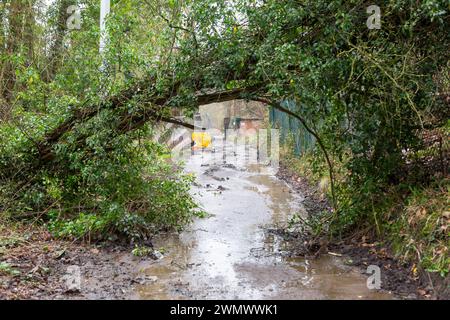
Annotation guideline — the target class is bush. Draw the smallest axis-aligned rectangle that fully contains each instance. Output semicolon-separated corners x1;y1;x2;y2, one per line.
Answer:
0;115;199;241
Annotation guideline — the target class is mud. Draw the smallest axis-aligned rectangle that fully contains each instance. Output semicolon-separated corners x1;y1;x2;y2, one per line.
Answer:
0;229;140;300
132;150;393;300
276;161;449;300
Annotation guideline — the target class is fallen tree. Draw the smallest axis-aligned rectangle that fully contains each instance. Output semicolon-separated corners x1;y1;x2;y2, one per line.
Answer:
36;85;258;163
0;0;448;259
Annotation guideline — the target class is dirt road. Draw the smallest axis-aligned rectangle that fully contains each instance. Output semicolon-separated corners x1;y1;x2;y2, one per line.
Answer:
132;149;393;299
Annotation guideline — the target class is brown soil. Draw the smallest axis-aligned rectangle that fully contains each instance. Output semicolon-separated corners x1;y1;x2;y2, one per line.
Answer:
0;227;143;300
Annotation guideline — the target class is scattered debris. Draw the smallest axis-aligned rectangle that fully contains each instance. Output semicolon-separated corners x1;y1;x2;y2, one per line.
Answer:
150;250;164;260
328;252;342;257
53;249;66;260
133;275;158;285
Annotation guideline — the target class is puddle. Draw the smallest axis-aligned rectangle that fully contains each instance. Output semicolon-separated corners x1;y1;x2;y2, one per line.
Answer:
134;147;393;300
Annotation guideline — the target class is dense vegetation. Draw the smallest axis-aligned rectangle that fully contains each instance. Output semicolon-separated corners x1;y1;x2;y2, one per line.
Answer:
0;0;448;275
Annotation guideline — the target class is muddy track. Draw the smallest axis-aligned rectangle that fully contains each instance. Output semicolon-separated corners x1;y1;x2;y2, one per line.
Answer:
2;151;428;300
129;149;393;300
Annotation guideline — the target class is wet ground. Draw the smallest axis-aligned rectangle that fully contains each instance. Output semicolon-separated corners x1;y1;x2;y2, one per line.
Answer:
1;141;438;300
132;148;393;300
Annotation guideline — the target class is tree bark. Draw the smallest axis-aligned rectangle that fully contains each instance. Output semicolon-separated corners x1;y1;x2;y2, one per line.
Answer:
45;0;72;82
0;0;35;121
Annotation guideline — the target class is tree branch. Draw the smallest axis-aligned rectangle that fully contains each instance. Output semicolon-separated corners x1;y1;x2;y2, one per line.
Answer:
255;97;337;211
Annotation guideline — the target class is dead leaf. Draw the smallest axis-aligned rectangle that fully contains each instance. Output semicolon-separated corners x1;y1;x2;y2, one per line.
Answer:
417;289;427;296
53;249;66;260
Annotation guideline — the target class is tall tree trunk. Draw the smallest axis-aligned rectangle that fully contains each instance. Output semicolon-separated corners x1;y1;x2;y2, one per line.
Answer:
45;0;72;82
1;1;21;120
0;0;35;121
0;1;7;116
24;0;35;64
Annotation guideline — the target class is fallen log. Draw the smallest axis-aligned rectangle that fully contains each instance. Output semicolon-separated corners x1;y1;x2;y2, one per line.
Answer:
35;85;258;163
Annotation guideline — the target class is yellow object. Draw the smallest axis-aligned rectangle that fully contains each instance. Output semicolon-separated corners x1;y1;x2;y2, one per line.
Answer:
192;132;212;149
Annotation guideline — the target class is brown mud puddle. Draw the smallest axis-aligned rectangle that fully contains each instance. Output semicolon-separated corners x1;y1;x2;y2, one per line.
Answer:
132;151;393;300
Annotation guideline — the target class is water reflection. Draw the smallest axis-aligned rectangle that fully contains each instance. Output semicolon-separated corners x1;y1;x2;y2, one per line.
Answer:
135;152;393;300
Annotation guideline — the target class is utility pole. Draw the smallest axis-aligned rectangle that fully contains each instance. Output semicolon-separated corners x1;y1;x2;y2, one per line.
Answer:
99;0;110;54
